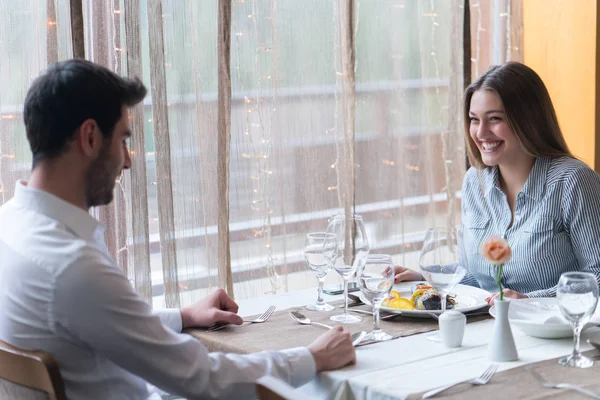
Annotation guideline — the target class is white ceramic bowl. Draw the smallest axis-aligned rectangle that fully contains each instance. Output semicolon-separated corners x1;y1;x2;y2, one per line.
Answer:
489;298;598;339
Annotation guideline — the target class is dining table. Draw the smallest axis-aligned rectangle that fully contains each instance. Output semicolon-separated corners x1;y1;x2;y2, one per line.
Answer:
185;283;600;399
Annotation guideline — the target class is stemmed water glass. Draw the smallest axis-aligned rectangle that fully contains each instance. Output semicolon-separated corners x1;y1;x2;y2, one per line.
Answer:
327;214;370;324
418;227;467;340
304;232;337;312
357;254;394;341
557;272;599;368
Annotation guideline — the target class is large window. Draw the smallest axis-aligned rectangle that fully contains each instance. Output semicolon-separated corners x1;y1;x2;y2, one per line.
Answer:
0;0;521;308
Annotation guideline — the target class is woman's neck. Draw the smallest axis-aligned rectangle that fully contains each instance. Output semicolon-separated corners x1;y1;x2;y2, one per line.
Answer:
498;156;536;205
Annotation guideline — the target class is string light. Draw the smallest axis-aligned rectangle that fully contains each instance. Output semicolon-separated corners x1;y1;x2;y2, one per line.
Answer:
473;0;482;76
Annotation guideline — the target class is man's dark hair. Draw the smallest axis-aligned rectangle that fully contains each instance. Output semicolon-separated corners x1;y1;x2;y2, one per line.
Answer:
23;59;147;166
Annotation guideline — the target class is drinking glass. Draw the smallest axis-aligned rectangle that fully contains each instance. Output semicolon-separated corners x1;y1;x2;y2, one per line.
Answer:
327;214;370;323
557;272;599;368
418;227;466;340
304;232;337;311
357;254;394;341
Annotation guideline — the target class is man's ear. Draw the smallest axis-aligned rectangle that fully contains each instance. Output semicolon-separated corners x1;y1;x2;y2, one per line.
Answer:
76;119;103;158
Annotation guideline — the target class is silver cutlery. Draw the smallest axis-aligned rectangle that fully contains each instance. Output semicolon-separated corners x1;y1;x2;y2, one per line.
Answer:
344;308;400;320
528;367;600;399
289;311;366;347
207;305;276;332
421;364;498;398
289;311;334;329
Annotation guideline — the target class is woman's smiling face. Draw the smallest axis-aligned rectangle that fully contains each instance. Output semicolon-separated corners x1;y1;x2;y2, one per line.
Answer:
468;89;527;168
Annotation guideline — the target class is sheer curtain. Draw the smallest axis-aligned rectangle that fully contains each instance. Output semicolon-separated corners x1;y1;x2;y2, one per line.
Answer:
0;0;522;308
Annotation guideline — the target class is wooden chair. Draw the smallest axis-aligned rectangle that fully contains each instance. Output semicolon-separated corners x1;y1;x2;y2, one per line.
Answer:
256;375;312;400
0;340;66;400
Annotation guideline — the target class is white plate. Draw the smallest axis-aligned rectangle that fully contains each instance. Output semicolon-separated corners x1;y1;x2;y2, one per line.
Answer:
489;297;599;339
359;282;490;318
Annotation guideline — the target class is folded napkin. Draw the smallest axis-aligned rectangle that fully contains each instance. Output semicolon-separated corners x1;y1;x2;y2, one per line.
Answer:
510;299;599;325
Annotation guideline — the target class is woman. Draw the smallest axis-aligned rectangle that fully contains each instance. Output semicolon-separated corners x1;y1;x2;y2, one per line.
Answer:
395;62;600;304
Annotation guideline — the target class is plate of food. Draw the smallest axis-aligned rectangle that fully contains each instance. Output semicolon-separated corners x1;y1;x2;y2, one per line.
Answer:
359;281;490;318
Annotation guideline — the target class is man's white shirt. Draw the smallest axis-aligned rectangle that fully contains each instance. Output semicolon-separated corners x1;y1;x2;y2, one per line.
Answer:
0;181;315;399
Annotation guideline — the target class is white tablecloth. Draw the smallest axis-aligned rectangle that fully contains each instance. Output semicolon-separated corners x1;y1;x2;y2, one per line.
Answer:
236;287;600;399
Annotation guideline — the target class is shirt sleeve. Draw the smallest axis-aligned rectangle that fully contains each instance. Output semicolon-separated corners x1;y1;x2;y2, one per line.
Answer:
459;271;481;288
52;251;316;399
459;168;481;290
153;309;183;333
527;166;600;298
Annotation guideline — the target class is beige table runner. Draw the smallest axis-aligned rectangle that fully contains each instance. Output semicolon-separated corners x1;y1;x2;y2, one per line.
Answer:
185;301;491;354
408;350;600;399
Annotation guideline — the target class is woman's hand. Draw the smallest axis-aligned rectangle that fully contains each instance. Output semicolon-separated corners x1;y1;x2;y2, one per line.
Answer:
486;289;528;306
393;266;423;283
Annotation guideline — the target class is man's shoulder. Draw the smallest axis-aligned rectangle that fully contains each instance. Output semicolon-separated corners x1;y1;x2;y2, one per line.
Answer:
0;201;110;276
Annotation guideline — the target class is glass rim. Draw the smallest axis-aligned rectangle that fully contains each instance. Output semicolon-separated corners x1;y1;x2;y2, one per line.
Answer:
560;272;597;281
366;254;393;262
306;232;337;239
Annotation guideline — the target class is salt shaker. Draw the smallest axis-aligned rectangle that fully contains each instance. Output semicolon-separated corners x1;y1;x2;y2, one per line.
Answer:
438;310;466;348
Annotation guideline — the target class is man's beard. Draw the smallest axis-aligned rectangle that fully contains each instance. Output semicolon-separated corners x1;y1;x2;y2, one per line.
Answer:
85;143;118;208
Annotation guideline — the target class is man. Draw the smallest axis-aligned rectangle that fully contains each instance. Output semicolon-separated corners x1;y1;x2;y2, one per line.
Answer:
0;59;355;399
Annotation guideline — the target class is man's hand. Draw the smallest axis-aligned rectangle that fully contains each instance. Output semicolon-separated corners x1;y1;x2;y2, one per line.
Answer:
393;266;423;283
180;288;244;329
486;289;527;306
307;326;356;372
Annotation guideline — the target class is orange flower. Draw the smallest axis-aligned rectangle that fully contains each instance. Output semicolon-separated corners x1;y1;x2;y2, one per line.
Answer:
480;236;512;265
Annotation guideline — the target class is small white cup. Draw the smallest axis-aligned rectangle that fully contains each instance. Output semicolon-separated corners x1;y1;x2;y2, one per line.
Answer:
439;310;466;348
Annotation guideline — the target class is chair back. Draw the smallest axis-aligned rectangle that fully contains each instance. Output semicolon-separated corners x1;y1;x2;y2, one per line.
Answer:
0;340;66;400
256;375;311;400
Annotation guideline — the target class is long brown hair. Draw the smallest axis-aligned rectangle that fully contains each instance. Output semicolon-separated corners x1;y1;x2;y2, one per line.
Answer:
464;62;572;169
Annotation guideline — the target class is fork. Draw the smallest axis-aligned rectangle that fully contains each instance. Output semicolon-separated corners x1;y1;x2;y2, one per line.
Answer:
421;364;498;398
207;305;276;332
527;367;600;399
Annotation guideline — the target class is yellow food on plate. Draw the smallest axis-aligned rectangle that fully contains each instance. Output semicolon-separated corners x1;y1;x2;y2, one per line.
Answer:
389;290;401;299
387;297;415;310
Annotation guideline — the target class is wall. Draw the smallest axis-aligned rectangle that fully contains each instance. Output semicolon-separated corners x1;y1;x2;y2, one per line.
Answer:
523;0;599;170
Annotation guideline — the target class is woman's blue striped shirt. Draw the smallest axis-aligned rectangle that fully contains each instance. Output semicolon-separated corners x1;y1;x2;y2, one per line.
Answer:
461;157;600;297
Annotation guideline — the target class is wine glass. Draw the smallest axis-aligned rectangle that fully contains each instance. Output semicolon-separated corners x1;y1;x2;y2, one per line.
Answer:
418;227;467;340
327;214;370;324
557;272;599;368
304;232;337;312
357;254;394;341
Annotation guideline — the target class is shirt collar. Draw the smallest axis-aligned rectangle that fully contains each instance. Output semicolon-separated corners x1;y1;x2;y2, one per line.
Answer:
520;157;550;200
12;180;101;241
481;166;499;197
481;157;549;200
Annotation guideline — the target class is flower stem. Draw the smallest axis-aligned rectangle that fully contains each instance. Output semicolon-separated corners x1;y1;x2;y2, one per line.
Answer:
495;264;504;301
